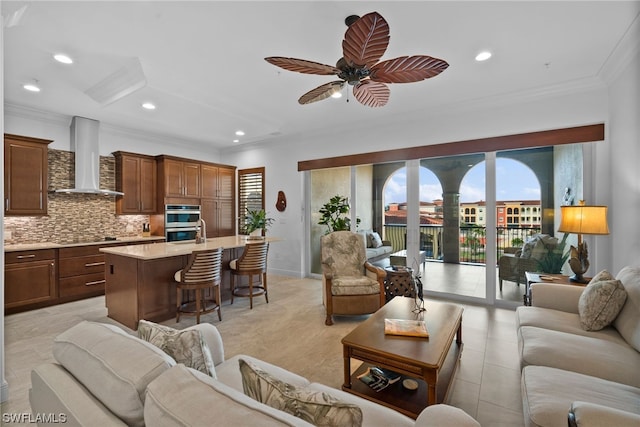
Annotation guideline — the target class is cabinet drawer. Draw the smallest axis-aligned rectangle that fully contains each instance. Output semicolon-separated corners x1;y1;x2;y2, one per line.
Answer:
59;245;103;258
59;255;106;277
5;249;56;264
59;273;105;298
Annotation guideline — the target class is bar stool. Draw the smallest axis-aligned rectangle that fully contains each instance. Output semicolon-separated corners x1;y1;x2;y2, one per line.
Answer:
230;241;269;309
175;247;223;323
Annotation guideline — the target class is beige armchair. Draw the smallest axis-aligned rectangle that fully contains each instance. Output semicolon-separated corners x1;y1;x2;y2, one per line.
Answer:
321;231;386;326
498;247;540;290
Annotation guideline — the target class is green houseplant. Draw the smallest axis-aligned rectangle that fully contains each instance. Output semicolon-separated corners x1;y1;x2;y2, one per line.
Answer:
318;195;359;234
244;208;274;239
537;233;570;274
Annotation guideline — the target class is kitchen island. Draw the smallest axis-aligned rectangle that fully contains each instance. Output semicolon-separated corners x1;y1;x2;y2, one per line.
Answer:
100;236;278;329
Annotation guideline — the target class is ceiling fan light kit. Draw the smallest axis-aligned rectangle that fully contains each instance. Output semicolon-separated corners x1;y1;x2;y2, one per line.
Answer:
265;11;449;108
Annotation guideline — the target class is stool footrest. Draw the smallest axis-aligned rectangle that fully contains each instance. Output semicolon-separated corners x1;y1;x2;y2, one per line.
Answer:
232;286;266;297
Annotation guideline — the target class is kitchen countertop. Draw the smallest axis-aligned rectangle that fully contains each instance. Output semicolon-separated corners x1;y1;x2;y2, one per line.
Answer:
100;235;279;260
4;236;166;252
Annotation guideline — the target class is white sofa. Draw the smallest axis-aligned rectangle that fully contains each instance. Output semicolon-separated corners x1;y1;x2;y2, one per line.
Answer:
29;320;479;426
515;266;640;427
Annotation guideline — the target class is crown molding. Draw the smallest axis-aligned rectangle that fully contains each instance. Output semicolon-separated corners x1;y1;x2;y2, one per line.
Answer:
599;10;640;84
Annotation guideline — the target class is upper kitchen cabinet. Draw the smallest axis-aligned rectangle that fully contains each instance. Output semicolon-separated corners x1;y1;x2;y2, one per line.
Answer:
201;164;235;200
4;134;52;216
114;152;157;214
157;156;201;199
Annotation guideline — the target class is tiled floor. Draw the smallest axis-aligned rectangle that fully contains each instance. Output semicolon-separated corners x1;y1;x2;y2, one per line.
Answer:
1;274;525;426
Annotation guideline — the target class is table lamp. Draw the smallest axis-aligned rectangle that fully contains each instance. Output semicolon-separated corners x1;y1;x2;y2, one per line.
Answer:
557;200;609;283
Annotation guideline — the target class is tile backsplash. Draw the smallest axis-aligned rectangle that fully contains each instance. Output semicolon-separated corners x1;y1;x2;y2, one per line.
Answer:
4;149;150;245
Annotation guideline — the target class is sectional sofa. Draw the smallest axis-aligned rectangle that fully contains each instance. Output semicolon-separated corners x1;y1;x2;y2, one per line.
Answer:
29;320;479;426
515;265;640;427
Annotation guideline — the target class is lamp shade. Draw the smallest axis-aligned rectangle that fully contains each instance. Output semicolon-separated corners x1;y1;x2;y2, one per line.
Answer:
558;204;609;235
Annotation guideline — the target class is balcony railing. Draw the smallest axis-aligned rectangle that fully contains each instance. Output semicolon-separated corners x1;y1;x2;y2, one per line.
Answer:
382;224;541;264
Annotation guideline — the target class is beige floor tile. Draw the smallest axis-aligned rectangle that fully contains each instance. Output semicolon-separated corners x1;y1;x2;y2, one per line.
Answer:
476;400;525;427
479;363;522;413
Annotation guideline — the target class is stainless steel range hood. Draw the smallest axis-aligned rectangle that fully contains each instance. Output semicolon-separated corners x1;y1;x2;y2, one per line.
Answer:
55;116;123;196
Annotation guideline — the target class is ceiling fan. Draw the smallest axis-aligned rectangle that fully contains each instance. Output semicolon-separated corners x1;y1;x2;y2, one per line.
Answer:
265;11;449;108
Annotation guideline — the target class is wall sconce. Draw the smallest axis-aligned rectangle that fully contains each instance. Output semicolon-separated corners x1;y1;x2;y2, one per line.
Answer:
557;200;609;283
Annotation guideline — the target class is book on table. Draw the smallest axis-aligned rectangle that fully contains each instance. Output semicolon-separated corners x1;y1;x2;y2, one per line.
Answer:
384;318;429;337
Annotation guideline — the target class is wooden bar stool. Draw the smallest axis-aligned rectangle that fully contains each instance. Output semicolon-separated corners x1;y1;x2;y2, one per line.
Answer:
230;242;269;309
175;247;223;323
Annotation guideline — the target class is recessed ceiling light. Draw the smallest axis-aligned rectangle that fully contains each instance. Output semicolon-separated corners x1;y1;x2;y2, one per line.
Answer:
235;130;245;136
142;102;156;110
54;54;73;64
475;51;492;62
23;82;41;92
233;139;240;143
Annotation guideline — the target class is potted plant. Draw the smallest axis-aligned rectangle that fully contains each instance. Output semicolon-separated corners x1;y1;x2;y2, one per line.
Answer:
244;208;274;239
318;195;359;234
537;233;570;274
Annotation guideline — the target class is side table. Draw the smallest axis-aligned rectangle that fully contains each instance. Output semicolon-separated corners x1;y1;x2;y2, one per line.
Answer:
384;266;415;303
524;272;590;306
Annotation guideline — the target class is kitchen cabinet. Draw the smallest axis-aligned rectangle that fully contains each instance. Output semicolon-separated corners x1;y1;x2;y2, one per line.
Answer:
201;164;236;237
113;151;157;214
4;249;56;313
4;133;52;216
157;156;201;199
58;245;108;299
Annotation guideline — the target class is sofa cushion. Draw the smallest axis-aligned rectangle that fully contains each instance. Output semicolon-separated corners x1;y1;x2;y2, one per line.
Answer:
53;321;175;427
138;319;216;378
614;266;640;352
515;306;626;345
521;365;640;427
239;358;363;427
578;278;627;331
145;364;312;426
518;326;640;387
332;276;380;296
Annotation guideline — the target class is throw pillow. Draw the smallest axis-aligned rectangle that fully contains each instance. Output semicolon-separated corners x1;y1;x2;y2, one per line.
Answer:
370;231;383;249
578;277;627;331
239;359;363;427
138;320;216;378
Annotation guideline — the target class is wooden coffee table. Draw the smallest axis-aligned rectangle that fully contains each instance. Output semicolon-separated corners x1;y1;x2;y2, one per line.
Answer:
341;297;463;419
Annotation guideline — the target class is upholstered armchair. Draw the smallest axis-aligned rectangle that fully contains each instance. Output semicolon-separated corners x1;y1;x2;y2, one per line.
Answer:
498;234;559;290
321;231;386;326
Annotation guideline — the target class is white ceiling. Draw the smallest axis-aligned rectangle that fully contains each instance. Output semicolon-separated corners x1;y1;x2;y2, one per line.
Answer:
3;1;639;150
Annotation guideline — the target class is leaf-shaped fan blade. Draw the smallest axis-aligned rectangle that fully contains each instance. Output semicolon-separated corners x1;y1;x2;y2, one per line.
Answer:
352;80;390;107
265;57;340;75
342;12;389;68
370;55;449;83
298;81;345;105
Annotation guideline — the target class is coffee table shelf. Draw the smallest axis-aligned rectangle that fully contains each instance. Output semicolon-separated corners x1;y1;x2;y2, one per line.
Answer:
341;297;464;419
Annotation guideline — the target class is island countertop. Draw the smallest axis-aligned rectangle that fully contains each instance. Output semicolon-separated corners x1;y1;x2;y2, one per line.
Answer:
100;235;279;260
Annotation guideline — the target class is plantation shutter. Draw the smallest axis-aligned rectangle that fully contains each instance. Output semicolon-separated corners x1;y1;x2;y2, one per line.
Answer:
238;167;265;234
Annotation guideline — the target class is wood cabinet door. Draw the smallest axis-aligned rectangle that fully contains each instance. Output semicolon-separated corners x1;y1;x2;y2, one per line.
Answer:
118;155;142;213
201;164;218;199
216;199;235;237
200;198;217;238
139;157;157;213
164;159;185;197
5;259;56;309
217;167;235;200
4;135;51;216
183;162;201;197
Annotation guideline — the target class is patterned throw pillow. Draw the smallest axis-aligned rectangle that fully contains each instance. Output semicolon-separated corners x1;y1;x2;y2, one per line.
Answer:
239;359;363;427
138;320;216;378
578;271;627;331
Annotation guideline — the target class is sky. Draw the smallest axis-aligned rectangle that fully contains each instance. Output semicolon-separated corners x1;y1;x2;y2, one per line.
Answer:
384;158;541;204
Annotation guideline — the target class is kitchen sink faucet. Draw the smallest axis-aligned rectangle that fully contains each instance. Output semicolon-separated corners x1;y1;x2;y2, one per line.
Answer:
196;218;207;244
